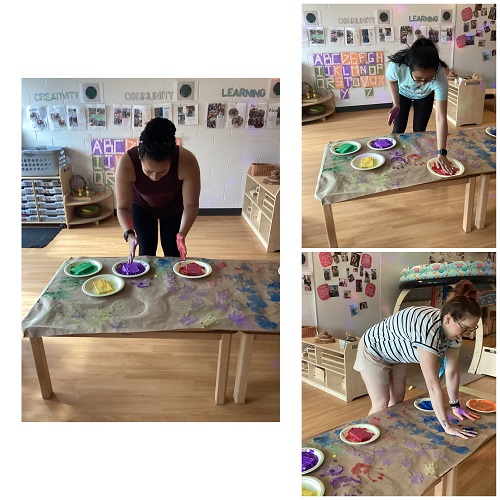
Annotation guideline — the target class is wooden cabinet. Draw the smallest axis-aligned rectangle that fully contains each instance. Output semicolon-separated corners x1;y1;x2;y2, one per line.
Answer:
302;338;367;402
302;90;335;123
446;79;485;127
60;165;114;228
242;170;279;252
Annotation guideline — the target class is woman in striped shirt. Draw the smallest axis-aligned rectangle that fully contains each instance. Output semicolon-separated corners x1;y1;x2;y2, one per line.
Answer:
354;279;481;439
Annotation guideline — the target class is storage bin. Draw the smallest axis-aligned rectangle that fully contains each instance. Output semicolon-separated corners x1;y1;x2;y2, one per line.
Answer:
40;215;65;222
22;147;67;177
302;326;317;338
249;163;276;176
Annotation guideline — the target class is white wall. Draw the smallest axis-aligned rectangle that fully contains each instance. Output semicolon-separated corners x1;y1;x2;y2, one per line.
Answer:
302;3;496;108
21;78;280;209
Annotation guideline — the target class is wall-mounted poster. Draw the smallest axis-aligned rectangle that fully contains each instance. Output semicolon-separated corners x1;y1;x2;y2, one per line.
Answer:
153;103;173;121
177;104;198;125
226;102;247;129
266;104;280;129
66;105;87;131
400;25;414;44
47;105;67;132
414;26;428;39
87;105;106;129
377;26;394;42
27;105;48;131
345;27;360;46
112;104;132;129
206;102;226;129
308;27;326;46
132;105;151;129
246;103;267;129
329;27;345;46
428;26;440;42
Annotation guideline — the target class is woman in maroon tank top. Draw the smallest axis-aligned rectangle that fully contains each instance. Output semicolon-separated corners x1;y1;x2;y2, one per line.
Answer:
115;118;201;261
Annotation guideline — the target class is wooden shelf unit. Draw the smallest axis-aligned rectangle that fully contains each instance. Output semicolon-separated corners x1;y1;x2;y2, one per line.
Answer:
446;79;486;127
60;165;114;228
302;338;367;402
242;170;279;252
302;90;335;123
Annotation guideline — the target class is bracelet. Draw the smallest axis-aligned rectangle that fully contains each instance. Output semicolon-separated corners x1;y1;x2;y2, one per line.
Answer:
450;399;460;408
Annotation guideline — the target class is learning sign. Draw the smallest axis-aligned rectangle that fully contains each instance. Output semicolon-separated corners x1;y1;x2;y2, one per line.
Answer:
319;252;333;267
365;282;376;298
361;253;372;269
317;283;331;301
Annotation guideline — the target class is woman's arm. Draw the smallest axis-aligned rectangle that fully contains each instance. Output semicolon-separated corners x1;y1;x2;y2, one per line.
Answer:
435;100;452;172
418;347;474;438
115;153;136;233
177;147;201;237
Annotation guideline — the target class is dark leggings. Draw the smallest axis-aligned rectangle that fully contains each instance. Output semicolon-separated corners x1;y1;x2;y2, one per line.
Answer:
392;91;435;133
132;203;182;257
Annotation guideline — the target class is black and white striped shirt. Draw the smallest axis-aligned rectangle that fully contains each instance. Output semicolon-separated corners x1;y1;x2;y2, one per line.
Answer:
363;306;461;364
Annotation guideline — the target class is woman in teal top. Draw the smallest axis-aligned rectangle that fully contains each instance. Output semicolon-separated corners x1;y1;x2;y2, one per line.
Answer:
386;38;452;173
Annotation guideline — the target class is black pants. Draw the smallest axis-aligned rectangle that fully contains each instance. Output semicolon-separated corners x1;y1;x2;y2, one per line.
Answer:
132;203;182;257
392;91;435;133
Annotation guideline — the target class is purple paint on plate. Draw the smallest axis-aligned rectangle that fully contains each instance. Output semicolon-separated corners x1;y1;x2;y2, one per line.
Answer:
302;450;319;472
118;262;146;275
372;138;393;149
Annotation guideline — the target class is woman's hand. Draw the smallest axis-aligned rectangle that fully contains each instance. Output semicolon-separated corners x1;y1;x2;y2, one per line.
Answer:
387;106;400;126
128;236;138;263
176;233;187;261
452;406;481;421
436;154;454;174
444;423;478;439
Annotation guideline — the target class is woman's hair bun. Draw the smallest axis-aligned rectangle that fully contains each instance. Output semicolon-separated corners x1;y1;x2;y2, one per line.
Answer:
452;279;479;301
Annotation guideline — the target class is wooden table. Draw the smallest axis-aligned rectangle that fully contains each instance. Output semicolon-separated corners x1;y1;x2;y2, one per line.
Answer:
22;256;280;405
302;389;496;496
315;128;496;247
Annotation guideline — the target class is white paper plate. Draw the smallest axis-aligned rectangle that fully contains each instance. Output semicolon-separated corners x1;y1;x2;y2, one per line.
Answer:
112;260;150;278
330;140;361;156
82;274;125;297
302;476;325;496
367;137;397;151
64;259;103;278
485;126;496;138
302;448;324;475
465;398;496;413
173;260;212;279
351;153;385;171
427;157;465;178
414;397;434;413
339;424;380;445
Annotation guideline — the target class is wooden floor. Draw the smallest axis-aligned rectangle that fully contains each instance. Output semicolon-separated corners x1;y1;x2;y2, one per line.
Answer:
302;107;496;248
303;347;496;496
21;216;279;422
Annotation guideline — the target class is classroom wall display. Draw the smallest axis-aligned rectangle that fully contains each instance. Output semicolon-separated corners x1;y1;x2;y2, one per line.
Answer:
302;3;497;106
21;78;280;210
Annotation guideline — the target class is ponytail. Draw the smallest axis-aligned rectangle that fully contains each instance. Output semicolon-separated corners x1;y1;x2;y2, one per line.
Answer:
388;37;448;71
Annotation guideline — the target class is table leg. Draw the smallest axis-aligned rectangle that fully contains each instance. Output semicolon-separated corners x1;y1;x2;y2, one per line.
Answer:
433;466;458;496
322;204;339;247
475;174;491;229
29;337;53;399
233;332;255;405
215;334;232;405
462;176;476;232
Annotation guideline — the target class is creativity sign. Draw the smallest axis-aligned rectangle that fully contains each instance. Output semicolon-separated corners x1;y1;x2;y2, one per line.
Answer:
313;51;386;90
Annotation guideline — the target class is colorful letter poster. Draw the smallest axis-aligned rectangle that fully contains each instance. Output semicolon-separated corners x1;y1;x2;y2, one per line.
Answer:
313;51;386;91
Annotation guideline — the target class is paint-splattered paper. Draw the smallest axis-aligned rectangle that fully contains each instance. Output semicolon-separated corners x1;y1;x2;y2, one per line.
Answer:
315;127;496;205
302;393;496;495
22;257;279;337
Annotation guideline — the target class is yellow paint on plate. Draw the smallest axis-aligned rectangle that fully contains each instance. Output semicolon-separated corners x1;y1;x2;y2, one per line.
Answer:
360;156;375;169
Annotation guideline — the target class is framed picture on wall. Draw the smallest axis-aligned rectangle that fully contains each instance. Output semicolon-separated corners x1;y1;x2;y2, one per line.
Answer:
302;252;313;272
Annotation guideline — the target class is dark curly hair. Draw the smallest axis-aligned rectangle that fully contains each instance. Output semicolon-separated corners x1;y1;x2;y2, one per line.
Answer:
388;37;448;72
138;117;177;162
441;279;481;321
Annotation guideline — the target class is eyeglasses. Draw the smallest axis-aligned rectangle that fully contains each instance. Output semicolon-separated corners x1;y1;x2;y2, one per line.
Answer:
453;317;479;334
410;72;437;84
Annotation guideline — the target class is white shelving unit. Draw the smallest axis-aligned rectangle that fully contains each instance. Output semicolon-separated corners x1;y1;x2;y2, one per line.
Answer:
242;170;280;252
22;177;66;224
302;338;367;402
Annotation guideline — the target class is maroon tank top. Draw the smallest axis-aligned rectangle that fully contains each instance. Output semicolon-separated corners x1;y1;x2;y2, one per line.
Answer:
128;146;184;218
